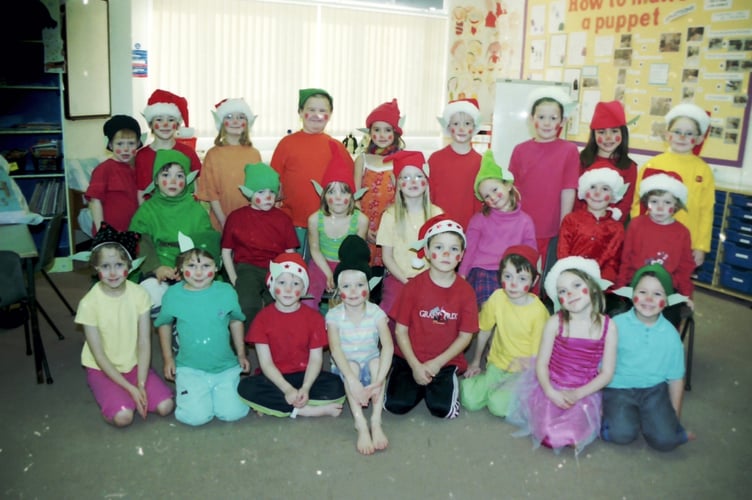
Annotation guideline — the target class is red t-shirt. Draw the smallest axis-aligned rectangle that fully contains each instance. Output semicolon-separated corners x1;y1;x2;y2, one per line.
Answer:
391;271;478;372
246;304;328;374
84;158;138;233
134;142;202;191
428;145;482;230
221;206;299;268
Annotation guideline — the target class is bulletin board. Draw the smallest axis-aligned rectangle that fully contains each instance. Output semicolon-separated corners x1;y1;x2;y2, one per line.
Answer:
522;0;752;167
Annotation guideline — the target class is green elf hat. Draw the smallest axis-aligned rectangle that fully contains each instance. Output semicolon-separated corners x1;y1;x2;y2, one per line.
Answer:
298;88;333;111
613;263;688;306
333;235;382;290
144;149;198;195
474;149;514;201
238;162;280;199
311;141;367;200
178;230;222;265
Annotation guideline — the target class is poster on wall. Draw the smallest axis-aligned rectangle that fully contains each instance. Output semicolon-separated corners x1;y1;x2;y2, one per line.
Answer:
446;0;527;124
523;0;752;167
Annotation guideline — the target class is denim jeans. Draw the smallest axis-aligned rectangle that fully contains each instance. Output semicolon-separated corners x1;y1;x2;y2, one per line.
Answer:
601;382;688;452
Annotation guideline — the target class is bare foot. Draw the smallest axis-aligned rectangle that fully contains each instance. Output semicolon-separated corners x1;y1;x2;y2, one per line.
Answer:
371;421;388;451
297;403;343;417
686;430;697;441
356;424;375;455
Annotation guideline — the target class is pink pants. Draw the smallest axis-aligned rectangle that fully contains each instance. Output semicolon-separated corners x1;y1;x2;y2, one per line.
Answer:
86;366;173;420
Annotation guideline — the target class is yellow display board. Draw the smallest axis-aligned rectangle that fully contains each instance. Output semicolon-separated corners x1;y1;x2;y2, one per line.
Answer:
523;0;751;166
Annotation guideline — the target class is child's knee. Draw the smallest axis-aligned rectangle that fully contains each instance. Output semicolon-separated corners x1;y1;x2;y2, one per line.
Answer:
156;398;175;417
110;409;135;427
600;418;639;445
643;428;686;452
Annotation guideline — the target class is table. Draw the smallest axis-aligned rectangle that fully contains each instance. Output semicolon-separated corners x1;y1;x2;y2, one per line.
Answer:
0;223;52;384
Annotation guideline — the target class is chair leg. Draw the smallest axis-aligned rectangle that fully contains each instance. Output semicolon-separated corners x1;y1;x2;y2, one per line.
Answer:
681;316;694;391
23;312;32;356
42;271;76;316
36;301;66;340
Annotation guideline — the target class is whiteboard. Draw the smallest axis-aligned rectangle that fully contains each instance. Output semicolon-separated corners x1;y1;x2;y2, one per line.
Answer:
491;79;572;168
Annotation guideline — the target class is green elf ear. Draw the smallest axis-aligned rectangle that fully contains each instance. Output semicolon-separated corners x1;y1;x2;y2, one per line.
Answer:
186;170;199;185
368;275;382;290
354;187;368;200
311;180;324;198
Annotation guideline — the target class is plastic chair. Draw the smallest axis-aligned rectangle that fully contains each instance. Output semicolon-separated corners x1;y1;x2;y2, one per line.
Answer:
35;213;76;340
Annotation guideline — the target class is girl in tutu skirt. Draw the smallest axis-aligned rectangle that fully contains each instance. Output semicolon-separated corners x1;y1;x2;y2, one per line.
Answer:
507;256;618;454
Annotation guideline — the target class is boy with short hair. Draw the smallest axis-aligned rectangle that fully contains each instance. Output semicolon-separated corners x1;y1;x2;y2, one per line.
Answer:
384;215;479;419
618;169;696;325
221;162;298;330
270;88;354;257
428;98;483;230
237;253;346;418
602;263;694;451
135;89;202;204
461;245;549;417
86;115;143;235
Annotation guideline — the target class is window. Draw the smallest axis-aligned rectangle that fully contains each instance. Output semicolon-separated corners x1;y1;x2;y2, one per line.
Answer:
149;0;448;139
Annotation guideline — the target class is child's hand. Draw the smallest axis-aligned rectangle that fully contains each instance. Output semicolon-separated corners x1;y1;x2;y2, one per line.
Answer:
163;359;176;381
560;388;582;406
129;384;148;419
545;388;572;410
238;356;251;373
347;378;369;406
366;229;377;245
364;381;384;401
155;266;179;282
294;389;310;408
325;275;335;292
692;250;705;267
464;364;481;378
411;363;435;385
283;387;300;406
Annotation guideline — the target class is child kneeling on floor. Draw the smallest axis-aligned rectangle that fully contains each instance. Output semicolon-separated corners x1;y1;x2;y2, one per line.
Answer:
155;232;250;426
237;253;346;417
74;225;174;427
602;263;695;451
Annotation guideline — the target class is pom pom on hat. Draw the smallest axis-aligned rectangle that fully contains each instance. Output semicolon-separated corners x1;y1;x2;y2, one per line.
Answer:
438;98;481;133
298;88;333;111
384;150;428;180
502;244;540;271
577;167;628;202
527;87;575;118
544;256;612;311
103;115;142;151
590;101;626;129
474;149;514;200
212;98;257;131
239;162;280;198
366;98;403;136
266;253;310;299
665;103;710;135
143;89;194;138
333;235;373;286
639;168;688;206
410;214;466;269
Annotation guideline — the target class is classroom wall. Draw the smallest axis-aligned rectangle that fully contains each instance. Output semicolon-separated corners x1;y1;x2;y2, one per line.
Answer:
63;0;752;191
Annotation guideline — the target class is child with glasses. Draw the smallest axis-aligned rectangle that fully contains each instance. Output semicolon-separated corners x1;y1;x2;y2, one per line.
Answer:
630;103;715;267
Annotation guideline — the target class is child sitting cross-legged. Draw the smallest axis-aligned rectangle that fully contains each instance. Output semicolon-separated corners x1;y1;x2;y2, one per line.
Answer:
237;253;346;418
461;245;550;418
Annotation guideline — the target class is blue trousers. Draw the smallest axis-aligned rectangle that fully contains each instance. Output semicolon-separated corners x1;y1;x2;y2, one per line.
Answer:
601;383;688;452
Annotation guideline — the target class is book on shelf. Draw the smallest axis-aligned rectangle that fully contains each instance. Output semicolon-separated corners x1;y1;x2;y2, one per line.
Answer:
28;178;65;217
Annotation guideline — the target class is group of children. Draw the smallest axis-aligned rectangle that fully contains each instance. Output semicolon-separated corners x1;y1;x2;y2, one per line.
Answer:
74;85;706;456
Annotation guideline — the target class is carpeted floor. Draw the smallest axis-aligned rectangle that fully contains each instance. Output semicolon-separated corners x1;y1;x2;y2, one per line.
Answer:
1;265;751;499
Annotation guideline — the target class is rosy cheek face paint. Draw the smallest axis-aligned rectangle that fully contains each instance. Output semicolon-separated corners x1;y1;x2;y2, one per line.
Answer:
585;192;592;199
668;207;675;214
207;271;214;278
690;138;695;145
420;180;426;187
266;195;272;201
614;133;621;142
431;252;437;260
455;254;461;261
523;285;529;292
360;290;368;298
386;134;393;142
632;296;639;304
582;287;589;295
450;127;456;135
596;136;604;144
115;148;122;155
400;181;407;189
98;271;104;280
294;290;301;297
304;113;310;120
171;123;178;130
604;194;611;202
178;181;185;189
254;196;262;205
184;270;191;277
658;299;666;308
500;282;507;289
559;296;565;304
162;180;168;187
122;270;128;277
340;292;347;300
323;114;329;120
224;120;230;127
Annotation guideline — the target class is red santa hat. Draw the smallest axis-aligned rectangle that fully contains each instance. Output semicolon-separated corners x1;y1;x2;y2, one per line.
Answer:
590;101;626;129
384;150;428;180
439;98;481;133
410;214;466;269
212;97;257;131
502;244;540;272
143;89;194;138
312;141;361;198
639;168;688;206
365;98;403;136
266;253;310;299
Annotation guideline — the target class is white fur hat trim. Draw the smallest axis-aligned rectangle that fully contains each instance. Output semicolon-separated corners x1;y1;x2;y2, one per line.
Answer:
577;168;627;202
665;103;709;135
212;98;257;131
639;172;688;206
544;256;612;311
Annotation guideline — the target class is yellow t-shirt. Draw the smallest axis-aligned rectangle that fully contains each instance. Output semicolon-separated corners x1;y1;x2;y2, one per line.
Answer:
376;203;442;279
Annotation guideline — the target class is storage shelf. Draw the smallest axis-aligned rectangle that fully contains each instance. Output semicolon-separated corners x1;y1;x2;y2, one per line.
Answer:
11;172;65;179
0;84;60;90
0;128;62;135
